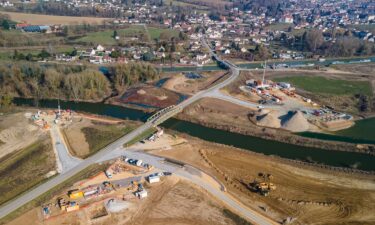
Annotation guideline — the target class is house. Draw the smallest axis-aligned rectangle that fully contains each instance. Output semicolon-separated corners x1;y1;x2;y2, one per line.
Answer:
179;56;190;64
96;45;105;52
196;53;208;61
223;49;231;54
280;14;294;24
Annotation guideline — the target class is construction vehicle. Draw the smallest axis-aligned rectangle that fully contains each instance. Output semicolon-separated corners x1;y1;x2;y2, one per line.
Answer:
127;181;139;191
57;198;68;211
250;173;276;196
68;190;84;199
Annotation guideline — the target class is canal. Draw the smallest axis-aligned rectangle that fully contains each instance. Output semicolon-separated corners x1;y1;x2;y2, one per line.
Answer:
13;98;375;171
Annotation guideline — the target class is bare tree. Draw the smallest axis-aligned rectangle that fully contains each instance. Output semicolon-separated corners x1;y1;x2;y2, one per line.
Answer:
305;29;324;52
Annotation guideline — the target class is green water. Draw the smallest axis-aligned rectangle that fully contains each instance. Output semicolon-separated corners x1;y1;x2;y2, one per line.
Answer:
162;119;375;171
299;118;375;144
13;98;375;171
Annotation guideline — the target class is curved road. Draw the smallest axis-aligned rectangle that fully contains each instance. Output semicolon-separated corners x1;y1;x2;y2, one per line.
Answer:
0;37;277;225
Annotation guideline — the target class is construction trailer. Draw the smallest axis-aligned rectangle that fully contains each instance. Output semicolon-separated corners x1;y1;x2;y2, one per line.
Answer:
135;190;148;199
147;175;160;184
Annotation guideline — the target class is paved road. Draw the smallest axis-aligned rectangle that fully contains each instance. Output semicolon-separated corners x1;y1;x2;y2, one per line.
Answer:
204;89;281;110
49;125;82;173
0;37;276;225
100;148;277;225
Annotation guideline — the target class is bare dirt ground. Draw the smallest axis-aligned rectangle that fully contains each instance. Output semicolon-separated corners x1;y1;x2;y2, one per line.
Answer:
152;136;375;225
235;69;375;116
133;133;187;151
62;116;139;158
331;63;375;97
177;97;365;153
4;12;110;25
62;117;92;158
0;111;44;159
330;63;375;76
163;71;228;95
257;69;373;83
117;86;182;109
8;177;237;225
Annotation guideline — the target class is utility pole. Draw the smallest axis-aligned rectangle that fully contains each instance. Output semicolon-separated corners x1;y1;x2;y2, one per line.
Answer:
262;60;267;86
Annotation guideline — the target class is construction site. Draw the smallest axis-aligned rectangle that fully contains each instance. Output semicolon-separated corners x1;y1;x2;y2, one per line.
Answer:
37;157;160;221
221;66;356;133
151;133;375;225
7;146;241;225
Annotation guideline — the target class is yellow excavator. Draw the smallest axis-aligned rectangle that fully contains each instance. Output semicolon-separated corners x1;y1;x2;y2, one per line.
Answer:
253;173;276;196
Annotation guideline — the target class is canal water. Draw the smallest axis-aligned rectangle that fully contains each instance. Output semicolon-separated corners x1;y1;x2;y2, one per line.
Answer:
161;56;375;72
13;98;375;171
299;118;375;145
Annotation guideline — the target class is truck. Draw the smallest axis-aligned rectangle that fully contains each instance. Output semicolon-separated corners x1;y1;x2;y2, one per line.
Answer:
105;170;113;179
136;160;143;167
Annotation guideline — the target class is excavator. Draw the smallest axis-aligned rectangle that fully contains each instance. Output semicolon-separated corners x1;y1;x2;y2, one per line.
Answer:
251;173;276;196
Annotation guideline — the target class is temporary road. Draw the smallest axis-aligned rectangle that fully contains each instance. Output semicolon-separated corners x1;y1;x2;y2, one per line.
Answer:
49;125;82;173
0;37;277;225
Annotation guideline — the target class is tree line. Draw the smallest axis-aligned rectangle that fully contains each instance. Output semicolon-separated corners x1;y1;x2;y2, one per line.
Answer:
284;29;375;57
0;62;159;102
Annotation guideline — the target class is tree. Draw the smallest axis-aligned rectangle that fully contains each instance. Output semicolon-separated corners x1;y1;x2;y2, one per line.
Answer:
0;94;13;109
255;44;269;60
305;29;324;52
2;20;10;30
178;31;187;41
70;49;77;56
142;52;154;61
113;30;118;39
38;49;51;59
110;50;121;58
26;53;33;61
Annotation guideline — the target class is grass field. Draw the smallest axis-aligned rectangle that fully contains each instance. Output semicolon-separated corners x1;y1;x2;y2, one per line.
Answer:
3;12;110;25
76;25;146;44
123;127;157;147
76;25;179;45
148;27;179;40
0;139;55;206
348;24;375;34
81;124;134;158
273;76;373;96
0;163;109;225
265;23;292;31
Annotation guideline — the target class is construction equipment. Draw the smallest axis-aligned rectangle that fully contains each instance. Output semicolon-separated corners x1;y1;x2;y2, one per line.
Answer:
68;190;84;199
250;173;277;196
126;181;139;191
57;198;68;211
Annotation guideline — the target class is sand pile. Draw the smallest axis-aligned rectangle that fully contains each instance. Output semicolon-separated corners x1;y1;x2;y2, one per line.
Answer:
255;110;281;128
137;89;146;95
282;111;310;132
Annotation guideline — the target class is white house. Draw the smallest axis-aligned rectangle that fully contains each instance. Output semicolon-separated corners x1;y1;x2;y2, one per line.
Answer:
96;44;105;52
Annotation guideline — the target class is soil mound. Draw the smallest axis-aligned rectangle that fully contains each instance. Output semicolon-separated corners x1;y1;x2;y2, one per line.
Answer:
256;110;281;128
282;111;309;132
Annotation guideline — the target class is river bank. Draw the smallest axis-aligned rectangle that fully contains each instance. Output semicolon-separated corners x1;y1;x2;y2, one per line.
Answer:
12;97;375;171
176;98;375;155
